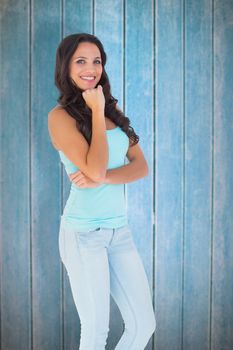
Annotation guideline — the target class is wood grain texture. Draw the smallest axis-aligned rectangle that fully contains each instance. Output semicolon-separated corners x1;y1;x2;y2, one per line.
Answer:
155;0;183;349
183;0;212;349
31;0;61;349
125;1;154;350
0;1;31;349
212;0;233;349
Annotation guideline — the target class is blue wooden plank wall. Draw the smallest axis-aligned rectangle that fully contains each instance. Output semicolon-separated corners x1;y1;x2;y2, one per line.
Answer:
0;0;233;349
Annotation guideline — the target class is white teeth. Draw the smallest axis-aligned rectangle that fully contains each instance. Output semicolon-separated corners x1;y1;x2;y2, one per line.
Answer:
81;76;95;80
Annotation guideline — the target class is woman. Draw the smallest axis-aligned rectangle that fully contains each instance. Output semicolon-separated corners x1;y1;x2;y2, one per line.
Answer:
48;33;156;350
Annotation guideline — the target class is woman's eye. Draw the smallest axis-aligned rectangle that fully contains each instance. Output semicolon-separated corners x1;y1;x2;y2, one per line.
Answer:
76;60;101;64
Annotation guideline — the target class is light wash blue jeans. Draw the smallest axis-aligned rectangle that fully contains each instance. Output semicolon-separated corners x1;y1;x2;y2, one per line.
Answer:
58;220;156;349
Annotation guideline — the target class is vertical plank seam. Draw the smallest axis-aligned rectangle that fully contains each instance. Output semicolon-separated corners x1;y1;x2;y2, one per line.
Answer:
93;0;95;34
0;3;3;348
29;0;33;348
122;0;125;127
181;0;185;349
123;0;126;118
0;5;2;344
60;1;64;350
152;0;156;349
0;3;3;347
209;0;214;348
123;0;127;213
154;0;159;347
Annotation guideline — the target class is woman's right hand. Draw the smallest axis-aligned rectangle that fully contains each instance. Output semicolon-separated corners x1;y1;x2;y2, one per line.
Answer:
69;170;103;188
82;85;105;112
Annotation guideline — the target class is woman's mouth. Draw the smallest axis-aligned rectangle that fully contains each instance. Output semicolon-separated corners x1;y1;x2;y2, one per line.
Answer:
80;76;96;81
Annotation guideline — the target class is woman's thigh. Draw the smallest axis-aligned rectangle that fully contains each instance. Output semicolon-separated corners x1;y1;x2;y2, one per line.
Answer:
58;223;111;329
108;225;156;332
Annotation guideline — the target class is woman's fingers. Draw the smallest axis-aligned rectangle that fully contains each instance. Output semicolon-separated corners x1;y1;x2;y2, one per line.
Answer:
69;171;87;187
69;171;82;181
68;170;99;188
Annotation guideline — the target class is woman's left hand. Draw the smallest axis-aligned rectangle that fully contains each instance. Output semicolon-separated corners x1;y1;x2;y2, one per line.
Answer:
68;170;102;188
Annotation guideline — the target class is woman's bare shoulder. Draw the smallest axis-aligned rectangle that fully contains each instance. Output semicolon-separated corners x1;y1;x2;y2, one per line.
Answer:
48;105;81;151
48;105;74;124
48;104;64;115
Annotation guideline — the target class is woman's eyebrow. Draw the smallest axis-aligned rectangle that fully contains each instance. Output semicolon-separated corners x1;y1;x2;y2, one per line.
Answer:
74;56;101;59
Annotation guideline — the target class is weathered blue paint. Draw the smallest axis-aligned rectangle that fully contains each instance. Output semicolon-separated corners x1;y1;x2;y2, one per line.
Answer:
30;0;61;349
183;0;212;349
155;0;183;348
125;2;154;350
0;1;233;350
212;1;233;349
0;2;31;350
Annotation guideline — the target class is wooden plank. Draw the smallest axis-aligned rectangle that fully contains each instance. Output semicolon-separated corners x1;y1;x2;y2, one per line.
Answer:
95;0;124;108
183;0;212;349
125;0;154;288
212;1;233;349
125;1;154;349
62;1;93;349
64;0;92;36
31;1;62;349
155;0;183;348
0;1;31;349
95;1;125;348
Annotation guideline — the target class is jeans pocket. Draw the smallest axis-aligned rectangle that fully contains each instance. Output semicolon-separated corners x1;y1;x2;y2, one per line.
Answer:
75;227;105;249
77;227;101;234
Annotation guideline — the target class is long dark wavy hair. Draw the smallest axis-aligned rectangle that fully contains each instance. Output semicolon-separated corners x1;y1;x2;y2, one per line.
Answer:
55;33;139;147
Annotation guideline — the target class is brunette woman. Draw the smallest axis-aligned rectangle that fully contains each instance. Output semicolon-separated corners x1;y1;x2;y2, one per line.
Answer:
48;33;156;350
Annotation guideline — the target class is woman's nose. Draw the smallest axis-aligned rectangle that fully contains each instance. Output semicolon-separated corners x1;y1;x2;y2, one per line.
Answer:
84;63;96;70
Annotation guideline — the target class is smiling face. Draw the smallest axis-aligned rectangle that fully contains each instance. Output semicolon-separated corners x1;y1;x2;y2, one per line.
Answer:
69;42;103;91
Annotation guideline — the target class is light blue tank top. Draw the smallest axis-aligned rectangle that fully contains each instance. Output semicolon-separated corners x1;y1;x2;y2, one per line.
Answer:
59;126;129;231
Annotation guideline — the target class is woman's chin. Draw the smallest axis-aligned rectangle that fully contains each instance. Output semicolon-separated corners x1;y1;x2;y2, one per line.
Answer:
77;80;100;91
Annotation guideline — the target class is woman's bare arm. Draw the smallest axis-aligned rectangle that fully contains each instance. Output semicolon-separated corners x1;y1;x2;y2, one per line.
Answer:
68;139;148;186
48;107;108;182
102;142;149;184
